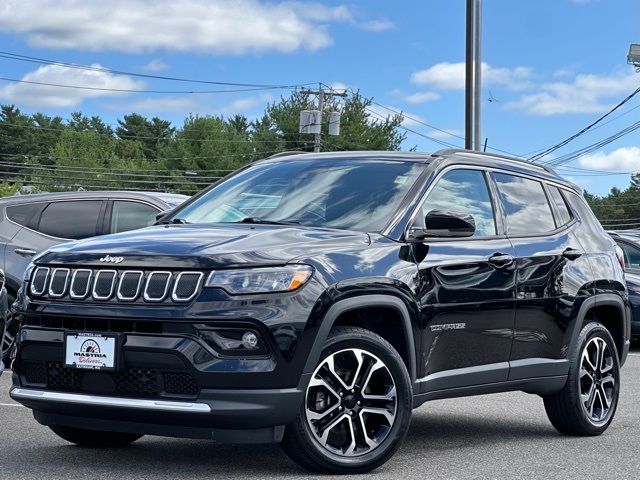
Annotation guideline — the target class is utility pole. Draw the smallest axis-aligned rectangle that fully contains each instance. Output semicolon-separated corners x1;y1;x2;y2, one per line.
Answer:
465;0;482;150
300;84;347;152
315;88;324;153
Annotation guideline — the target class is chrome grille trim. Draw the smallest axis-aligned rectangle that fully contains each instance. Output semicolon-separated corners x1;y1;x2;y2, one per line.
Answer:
69;269;92;299
92;269;117;301
143;271;172;302
171;271;204;302
117;270;144;301
30;267;50;296
48;268;70;298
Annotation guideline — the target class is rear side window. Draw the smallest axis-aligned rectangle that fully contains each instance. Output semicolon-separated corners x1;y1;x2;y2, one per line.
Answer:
110;201;159;234
5;203;45;228
548;186;572;227
493;173;555;235
37;201;102;239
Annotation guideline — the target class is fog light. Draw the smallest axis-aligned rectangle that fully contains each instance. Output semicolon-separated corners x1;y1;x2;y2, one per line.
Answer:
242;332;259;350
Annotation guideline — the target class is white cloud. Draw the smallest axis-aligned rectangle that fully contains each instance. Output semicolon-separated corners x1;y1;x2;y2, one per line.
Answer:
505;71;638;116
0;64;144;108
410;62;533;91
360;19;394;32
142;59;170;72
0;0;353;54
577;147;640;171
404;91;440;104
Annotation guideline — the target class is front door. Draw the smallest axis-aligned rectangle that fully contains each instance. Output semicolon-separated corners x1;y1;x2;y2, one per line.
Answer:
413;168;517;392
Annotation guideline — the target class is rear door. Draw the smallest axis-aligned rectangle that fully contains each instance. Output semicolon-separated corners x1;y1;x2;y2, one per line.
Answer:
5;200;105;290
493;173;591;380
415;168;517;391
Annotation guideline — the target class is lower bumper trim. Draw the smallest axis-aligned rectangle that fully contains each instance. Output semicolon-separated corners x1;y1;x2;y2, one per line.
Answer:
10;388;211;413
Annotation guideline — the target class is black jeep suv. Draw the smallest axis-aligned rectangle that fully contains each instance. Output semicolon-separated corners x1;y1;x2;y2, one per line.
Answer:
9;149;630;474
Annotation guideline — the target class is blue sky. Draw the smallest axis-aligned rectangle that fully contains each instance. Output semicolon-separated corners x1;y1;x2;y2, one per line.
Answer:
0;0;638;195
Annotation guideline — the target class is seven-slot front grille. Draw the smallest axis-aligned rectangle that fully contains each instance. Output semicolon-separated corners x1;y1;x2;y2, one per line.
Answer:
30;266;204;303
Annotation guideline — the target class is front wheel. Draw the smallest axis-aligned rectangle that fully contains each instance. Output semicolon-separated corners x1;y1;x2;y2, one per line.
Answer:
50;425;143;447
544;322;621;436
281;326;412;474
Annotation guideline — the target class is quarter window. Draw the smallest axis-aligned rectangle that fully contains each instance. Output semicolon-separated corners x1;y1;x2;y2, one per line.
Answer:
493;173;555;235
5;202;45;228
548;186;572;227
110;201;159;234
37;201;102;239
417;169;496;237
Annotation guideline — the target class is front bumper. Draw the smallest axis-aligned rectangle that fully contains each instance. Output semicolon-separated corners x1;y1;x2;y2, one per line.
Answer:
11;381;307;443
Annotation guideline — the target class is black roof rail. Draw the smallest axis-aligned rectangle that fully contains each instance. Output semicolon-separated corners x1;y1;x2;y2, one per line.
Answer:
431;148;555;175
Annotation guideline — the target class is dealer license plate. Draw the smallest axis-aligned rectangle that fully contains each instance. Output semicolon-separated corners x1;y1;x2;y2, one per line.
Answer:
64;332;117;370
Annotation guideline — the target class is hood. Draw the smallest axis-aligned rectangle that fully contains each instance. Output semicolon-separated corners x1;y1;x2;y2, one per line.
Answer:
38;223;371;269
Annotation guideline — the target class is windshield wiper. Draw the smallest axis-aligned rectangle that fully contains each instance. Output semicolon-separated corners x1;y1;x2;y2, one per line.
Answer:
239;217;300;226
157;218;190;225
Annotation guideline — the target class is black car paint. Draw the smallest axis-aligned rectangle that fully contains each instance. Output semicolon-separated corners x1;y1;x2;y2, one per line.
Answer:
608;231;640;340
9;150;630;441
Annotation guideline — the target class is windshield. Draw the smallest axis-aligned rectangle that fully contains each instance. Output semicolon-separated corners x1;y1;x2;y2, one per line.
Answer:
171;158;425;232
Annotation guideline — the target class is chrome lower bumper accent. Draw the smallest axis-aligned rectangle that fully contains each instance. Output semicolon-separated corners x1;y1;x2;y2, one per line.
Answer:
10;388;211;413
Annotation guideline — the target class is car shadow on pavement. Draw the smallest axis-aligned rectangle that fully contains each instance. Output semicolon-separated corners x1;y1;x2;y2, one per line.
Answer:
7;412;559;479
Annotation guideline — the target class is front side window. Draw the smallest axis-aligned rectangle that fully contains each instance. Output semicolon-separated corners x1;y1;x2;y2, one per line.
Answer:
494;173;555;235
416;169;496;237
617;241;640;270
171;159;425;232
37;201;102;239
110;201;159;234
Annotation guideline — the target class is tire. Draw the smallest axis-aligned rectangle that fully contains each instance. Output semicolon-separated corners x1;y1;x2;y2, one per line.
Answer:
281;326;412;474
50;426;143;447
1;292;15;369
544;322;621;436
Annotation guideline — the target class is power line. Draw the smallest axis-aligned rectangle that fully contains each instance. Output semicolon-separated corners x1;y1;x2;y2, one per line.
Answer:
0;50;311;89
0;76;300;95
530;86;640;163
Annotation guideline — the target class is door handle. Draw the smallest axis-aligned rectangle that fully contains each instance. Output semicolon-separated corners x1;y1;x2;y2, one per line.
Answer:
562;248;582;261
488;252;514;267
14;248;37;256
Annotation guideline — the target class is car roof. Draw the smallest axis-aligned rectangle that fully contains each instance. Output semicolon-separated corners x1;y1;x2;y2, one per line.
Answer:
258;149;579;191
608;230;640;240
0;190;189;208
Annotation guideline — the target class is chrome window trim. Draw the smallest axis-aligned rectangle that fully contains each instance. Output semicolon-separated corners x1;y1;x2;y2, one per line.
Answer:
29;267;50;296
10;388;211;413
143;271;172;302
47;268;70;298
69;269;93;299
117;270;144;301
92;269;117;301
171;271;204;302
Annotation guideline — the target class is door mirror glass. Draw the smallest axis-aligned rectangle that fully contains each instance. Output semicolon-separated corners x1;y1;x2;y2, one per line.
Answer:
419;210;476;238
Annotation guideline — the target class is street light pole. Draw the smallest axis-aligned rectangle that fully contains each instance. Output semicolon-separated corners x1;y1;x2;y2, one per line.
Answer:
465;0;474;150
473;0;482;151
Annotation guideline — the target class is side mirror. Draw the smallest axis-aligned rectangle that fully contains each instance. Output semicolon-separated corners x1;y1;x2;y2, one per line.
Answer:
155;209;173;222
415;210;476;239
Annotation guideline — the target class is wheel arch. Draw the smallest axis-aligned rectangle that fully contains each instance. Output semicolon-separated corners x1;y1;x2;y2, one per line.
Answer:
302;295;417;382
571;294;630;364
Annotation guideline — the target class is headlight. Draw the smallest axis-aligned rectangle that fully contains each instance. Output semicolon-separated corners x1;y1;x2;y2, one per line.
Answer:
205;265;313;295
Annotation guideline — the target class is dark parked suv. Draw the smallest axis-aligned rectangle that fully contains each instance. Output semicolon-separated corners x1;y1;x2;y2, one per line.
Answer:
9;150;630;474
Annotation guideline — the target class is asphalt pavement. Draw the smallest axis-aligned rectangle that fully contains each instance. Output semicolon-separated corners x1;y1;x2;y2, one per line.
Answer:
2;350;639;479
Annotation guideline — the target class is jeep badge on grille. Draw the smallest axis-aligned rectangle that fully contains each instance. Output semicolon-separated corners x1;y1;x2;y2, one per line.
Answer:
99;255;124;264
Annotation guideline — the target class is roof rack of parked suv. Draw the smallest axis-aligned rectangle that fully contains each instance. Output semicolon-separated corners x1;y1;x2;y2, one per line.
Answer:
432;148;555;175
266;151;309;159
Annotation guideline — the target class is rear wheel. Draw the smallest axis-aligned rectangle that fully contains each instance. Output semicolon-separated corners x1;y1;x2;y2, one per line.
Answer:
50;426;143;447
544;322;620;436
281;326;412;474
